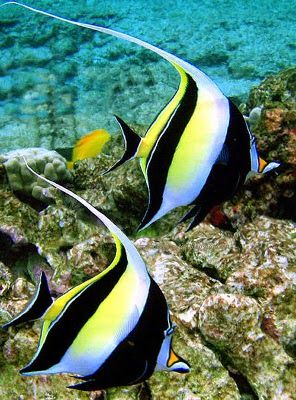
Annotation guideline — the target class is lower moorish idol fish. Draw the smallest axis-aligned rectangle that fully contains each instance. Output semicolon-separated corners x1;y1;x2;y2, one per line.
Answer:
2;163;189;391
2;2;280;230
56;128;111;170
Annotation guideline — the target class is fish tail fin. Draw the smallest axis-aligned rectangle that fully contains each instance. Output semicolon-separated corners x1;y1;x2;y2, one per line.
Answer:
2;272;52;330
104;115;141;174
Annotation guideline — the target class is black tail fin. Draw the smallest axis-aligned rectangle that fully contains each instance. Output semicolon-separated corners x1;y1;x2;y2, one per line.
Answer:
103;115;141;174
2;272;53;330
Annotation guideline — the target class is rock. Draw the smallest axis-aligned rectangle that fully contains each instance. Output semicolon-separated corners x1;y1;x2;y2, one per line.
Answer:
0;262;13;297
0;75;13;100
72;146;149;235
179;216;296;399
199;293;296;400
228;62;257;79
135;237;240;399
20;46;53;67
0;188;39;244
50;37;79;58
246;68;296;164
180;223;238;282
193;49;229;67
66;234;114;286
238;68;296;222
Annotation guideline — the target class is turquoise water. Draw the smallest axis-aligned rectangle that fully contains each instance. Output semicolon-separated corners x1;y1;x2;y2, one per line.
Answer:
0;0;295;152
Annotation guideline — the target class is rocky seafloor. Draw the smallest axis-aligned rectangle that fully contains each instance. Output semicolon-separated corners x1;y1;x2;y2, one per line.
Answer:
0;66;296;400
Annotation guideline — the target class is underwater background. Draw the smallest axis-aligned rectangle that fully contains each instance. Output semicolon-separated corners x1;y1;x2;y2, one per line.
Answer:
0;1;296;400
0;0;295;152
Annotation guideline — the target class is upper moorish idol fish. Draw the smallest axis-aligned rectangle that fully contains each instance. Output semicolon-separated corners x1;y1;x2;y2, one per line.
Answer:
2;2;280;230
2;163;189;391
55;128;111;170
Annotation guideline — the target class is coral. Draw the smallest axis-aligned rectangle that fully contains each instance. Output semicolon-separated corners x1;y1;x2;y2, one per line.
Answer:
0;147;72;202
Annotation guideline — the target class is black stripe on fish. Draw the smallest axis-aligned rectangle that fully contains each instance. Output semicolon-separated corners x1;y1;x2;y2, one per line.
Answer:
69;277;168;391
138;73;198;230
21;246;129;374
186;99;251;229
2;272;52;329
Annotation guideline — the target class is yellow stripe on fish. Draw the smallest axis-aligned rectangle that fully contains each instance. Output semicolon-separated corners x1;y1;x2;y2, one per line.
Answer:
1;2;280;230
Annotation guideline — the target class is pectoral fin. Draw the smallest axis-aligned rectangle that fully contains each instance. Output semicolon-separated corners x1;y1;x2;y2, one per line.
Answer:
2;272;52;329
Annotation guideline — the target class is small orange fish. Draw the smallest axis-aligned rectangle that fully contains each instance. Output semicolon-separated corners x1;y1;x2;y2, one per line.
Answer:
67;129;110;169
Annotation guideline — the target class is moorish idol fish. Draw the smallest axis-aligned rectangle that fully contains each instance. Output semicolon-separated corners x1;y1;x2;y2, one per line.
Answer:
2;2;280;230
2;162;189;391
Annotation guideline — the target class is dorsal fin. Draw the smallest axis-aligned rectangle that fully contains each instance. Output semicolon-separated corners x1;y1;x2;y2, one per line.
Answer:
2;271;52;329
